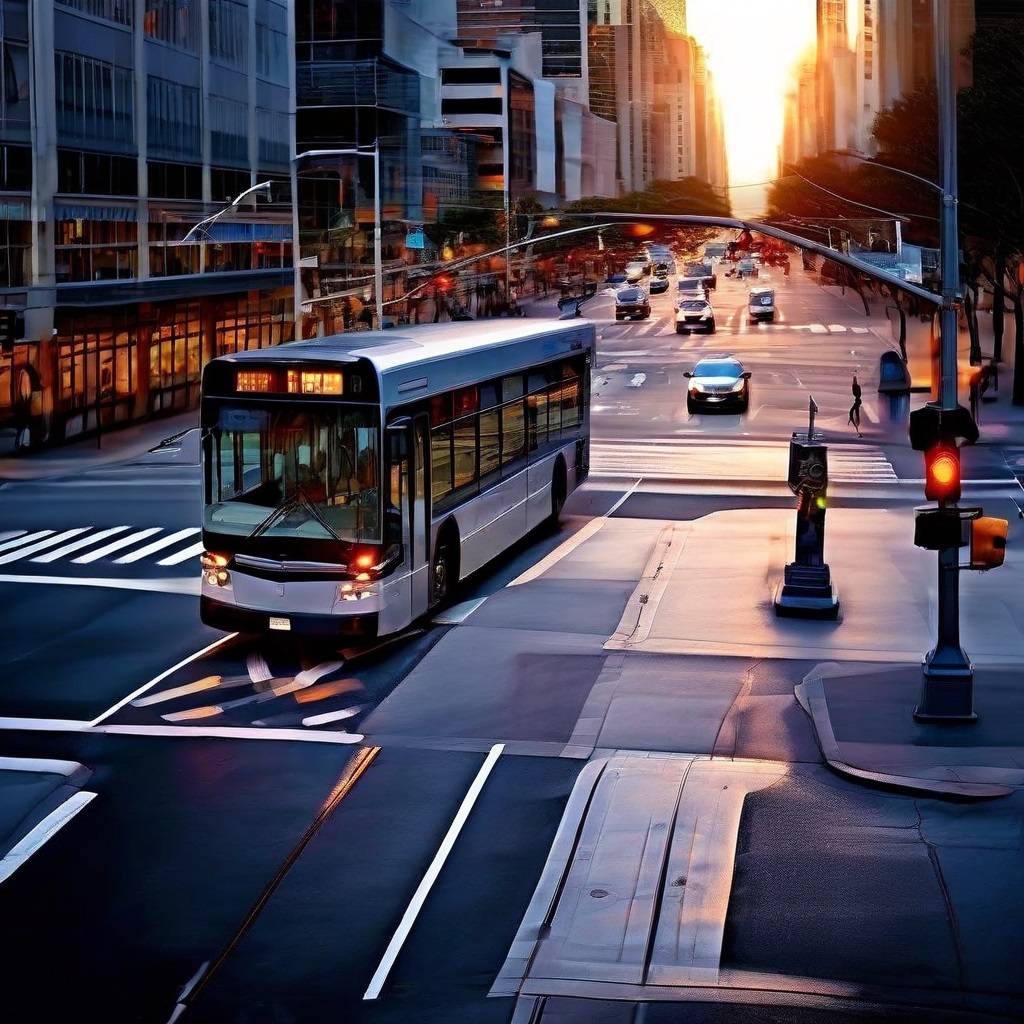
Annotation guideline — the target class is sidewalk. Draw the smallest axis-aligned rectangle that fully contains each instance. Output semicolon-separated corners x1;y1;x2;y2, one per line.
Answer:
0;409;197;482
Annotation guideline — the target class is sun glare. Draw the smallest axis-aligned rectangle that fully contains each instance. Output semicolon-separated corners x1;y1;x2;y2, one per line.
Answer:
687;0;818;199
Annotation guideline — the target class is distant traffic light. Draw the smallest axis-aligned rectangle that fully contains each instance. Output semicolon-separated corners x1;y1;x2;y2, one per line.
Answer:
924;442;961;503
970;516;1008;569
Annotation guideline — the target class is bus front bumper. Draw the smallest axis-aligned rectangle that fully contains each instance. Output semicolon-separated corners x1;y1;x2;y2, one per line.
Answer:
201;595;379;638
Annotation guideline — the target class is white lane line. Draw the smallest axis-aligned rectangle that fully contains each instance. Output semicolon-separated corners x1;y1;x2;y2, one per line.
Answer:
301;705;365;727
0;573;198;595
72;527;162;563
0;528;91;564
156;541;206;566
98;723;364;743
0;791;97;885
32;526;132;563
0;755;85;775
0;530;27;543
114;527;201;564
363;743;505;1001
88;632;239;727
0;529;54;554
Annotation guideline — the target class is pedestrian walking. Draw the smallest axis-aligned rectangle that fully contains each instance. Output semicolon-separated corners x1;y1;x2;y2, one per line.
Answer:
848;374;863;437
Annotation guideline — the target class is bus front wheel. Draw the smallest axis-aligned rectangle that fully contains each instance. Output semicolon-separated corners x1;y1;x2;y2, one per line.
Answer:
432;528;458;606
550;458;567;526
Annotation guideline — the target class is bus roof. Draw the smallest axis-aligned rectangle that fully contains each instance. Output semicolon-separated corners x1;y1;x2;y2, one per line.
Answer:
211;318;596;411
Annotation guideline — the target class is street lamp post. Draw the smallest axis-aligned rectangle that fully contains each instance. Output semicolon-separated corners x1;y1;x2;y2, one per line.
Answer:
291;146;383;333
181;180;273;244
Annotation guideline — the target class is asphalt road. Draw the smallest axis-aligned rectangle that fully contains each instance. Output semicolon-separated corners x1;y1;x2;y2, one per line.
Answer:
0;261;1022;1023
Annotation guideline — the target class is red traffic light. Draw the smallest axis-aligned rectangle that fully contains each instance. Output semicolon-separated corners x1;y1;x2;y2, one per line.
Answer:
924;442;961;502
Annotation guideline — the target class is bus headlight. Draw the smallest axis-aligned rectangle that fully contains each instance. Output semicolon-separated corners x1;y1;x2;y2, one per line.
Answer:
202;552;231;586
337;580;377;602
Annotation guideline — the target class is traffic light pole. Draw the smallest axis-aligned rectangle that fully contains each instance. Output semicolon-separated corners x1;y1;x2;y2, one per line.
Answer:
917;0;974;719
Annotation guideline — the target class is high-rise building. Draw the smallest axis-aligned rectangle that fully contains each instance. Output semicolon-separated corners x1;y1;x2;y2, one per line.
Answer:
0;0;294;450
587;0;666;193
653;34;697;182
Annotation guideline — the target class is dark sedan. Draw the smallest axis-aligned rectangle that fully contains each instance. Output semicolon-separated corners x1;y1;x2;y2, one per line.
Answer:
615;286;651;321
684;355;751;413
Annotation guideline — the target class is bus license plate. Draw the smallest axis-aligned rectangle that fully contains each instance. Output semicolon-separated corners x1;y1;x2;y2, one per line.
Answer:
268;616;291;631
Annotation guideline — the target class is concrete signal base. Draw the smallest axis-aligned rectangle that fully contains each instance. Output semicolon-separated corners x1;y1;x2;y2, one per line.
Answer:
773;563;840;620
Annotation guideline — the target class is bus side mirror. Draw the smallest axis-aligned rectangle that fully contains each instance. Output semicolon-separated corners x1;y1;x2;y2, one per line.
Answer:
683;371;693;378
742;371;752;379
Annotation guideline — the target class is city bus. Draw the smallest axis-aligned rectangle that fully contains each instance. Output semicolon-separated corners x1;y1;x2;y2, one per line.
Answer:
198;319;595;638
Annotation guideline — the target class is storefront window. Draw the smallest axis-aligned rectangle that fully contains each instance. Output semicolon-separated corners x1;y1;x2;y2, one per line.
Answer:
56;320;136;411
149;301;201;411
55;218;138;282
215;294;293;355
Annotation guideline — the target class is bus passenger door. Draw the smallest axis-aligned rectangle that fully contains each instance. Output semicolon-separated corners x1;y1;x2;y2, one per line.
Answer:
409;413;432;615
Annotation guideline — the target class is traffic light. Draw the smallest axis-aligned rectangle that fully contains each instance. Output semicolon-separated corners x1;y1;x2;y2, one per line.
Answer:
970;516;1008;569
924;441;961;502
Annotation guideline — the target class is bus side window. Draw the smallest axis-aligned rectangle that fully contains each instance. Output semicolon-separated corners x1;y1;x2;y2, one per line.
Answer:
501;398;525;471
431;425;453;504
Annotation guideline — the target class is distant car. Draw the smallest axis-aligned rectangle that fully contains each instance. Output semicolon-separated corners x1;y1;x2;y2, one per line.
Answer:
675;296;716;334
615;286;651;321
684;355;751;413
607;270;628;284
748;286;775;322
677;277;707;299
684;262;717;290
625;260;649;283
737;258;757;279
649;275;670;294
704;242;729;261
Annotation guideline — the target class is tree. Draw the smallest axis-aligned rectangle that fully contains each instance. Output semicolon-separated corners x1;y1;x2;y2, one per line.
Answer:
565;177;731;218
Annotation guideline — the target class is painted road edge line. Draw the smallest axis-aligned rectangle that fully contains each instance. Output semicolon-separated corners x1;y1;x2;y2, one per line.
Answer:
0;791;97;886
363;742;505;1001
88;633;239;727
507;477;642;588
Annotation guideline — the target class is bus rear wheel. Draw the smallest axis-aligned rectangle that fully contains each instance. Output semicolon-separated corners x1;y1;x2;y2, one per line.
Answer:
549;458;567;526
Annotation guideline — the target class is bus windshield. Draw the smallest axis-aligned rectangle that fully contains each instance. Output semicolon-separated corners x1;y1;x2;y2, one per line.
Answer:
204;402;380;542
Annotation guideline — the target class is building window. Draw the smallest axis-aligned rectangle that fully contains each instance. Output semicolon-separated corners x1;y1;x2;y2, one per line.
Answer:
210;94;247;166
55;218;138;282
148;220;200;276
257;107;289;169
0;219;30;287
57;0;133;26
440;97;503;116
211;166;251;202
55;51;134;147
205;241;252;272
215;294;292;354
58;149;136;195
144;0;199;50
0;144;31;190
147;76;201;160
440;66;501;85
149;301;202;411
1;39;31;133
256;16;288;83
148;160;202;199
56;323;136;411
210;0;248;69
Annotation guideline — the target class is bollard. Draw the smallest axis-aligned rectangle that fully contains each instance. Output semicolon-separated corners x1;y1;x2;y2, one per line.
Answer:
774;397;840;619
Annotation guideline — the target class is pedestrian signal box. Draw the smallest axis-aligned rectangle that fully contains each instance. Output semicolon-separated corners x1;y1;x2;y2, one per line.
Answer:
970;517;1008;570
914;508;963;551
787;439;828;495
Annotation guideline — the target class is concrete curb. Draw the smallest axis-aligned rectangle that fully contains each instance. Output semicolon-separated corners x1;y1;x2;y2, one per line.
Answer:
795;667;1015;799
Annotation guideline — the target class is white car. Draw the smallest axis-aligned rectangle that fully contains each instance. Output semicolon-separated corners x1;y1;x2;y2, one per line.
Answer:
675;296;716;334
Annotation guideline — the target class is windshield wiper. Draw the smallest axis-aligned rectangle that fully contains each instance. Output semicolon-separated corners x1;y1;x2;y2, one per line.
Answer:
247;488;344;543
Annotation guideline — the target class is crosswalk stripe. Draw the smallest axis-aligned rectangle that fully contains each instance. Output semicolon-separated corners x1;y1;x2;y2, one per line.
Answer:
0;528;91;564
156;541;206;566
0;530;53;554
0;530;27;543
72;527;162;564
114;527;201;564
32;526;132;563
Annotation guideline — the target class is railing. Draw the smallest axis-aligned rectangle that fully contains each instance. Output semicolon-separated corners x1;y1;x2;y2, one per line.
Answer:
296;59;419;116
